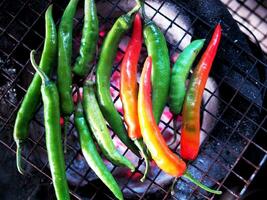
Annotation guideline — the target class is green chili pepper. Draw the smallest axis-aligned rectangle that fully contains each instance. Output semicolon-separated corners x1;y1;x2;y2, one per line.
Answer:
30;51;70;200
73;0;98;77
169;39;205;115
143;19;171;124
13;5;57;174
58;0;78;116
83;80;135;171
96;6;141;157
74;93;123;200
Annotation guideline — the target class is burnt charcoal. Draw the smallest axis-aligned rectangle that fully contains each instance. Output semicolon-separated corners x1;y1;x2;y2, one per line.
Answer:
0;145;43;200
6;20;28;40
1;1;23;16
0;34;17;55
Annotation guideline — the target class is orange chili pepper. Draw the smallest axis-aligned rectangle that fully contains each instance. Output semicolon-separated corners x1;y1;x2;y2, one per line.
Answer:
120;13;149;182
181;24;222;160
138;56;222;195
138;56;186;177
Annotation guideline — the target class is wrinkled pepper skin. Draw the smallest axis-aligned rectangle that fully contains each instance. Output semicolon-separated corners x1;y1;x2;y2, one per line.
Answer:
96;10;140;157
74;98;123;200
13;5;57;174
181;24;222;160
73;0;98;77
138;57;186;177
169;39;205;115
58;0;78;115
31;51;70;200
143;20;171;124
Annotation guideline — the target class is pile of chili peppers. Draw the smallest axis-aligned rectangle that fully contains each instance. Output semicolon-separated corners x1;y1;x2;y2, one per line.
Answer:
13;0;222;199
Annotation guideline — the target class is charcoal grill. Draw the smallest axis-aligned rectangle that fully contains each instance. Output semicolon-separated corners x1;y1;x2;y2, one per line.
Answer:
0;0;267;199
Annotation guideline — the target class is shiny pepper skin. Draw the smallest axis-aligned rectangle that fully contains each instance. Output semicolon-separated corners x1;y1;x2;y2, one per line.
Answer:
143;19;171;124
181;24;222;160
138;57;186;177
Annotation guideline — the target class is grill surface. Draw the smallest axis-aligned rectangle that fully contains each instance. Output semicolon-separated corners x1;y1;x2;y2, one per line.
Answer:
0;0;267;199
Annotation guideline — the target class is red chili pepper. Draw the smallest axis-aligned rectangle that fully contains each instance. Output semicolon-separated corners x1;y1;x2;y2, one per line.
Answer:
120;13;149;182
138;56;222;195
121;13;142;140
181;24;222;160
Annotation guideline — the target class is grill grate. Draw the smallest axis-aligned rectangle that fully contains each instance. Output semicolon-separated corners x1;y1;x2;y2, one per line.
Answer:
222;0;267;54
0;0;267;199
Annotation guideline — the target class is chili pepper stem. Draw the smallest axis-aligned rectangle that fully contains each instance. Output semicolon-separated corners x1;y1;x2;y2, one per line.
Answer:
170;177;178;195
127;2;141;16
183;171;222;195
134;139;150;182
16;142;25;175
135;0;145;18
138;1;149;25
87;67;95;81
30;50;49;85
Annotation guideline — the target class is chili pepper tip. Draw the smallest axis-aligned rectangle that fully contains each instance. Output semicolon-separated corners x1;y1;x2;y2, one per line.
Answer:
30;50;50;84
183;171;222;195
134;139;150;182
16;142;25;175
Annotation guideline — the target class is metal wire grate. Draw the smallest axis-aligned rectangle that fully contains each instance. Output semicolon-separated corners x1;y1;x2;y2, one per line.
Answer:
222;0;267;53
0;0;267;199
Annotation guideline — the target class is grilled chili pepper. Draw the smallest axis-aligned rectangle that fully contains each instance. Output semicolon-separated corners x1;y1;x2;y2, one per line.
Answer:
138;57;186;176
30;51;70;200
169;39;205;115
96;5;141;157
73;0;98;77
58;0;78;152
83;80;135;171
143;18;171;124
74;92;123;200
138;56;222;194
120;13;149;181
58;0;78;116
181;24;222;160
13;5;57;174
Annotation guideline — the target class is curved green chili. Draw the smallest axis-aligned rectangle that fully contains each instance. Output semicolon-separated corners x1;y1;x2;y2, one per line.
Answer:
169;39;205;115
73;0;99;77
96;6;140;157
74;93;123;200
58;0;78;115
143;19;171;124
83;80;135;171
31;51;70;200
13;5;57;174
